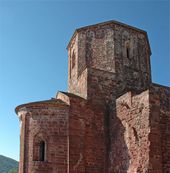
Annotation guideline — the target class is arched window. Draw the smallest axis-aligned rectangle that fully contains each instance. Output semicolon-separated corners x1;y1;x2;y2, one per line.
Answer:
33;134;47;162
126;47;130;59
125;41;131;59
39;141;45;161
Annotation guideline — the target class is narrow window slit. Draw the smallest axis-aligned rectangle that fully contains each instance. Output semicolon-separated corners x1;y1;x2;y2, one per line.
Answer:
72;51;75;69
39;141;45;161
126;47;130;59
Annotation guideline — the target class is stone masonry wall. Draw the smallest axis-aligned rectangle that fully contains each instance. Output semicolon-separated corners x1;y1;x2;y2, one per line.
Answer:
87;68;116;104
65;94;87;173
68;22;151;102
17;102;69;173
18;112;27;173
109;90;150;173
113;24;151;95
149;84;170;173
57;92;108;173
68;35;88;99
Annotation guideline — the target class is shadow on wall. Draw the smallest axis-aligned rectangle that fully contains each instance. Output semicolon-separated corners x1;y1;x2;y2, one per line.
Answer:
106;101;130;173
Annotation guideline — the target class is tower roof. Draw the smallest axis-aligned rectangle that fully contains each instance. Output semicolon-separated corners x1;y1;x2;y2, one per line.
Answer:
67;20;151;55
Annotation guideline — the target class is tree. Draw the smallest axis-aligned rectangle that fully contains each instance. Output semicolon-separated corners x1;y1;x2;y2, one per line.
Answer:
8;169;18;173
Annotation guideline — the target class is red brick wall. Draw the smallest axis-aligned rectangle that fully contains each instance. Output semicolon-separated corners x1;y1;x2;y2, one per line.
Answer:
68;96;86;173
87;68;116;104
57;92;107;173
68;22;151;101
109;91;150;172
18;113;26;173
149;84;170;173
17;102;69;173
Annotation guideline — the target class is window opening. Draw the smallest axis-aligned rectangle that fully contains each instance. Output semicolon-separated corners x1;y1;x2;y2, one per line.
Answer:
126;47;130;59
71;51;75;69
39;141;45;161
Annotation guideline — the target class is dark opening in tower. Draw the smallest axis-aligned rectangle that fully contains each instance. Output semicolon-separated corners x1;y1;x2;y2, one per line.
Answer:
126;47;130;59
39;141;45;161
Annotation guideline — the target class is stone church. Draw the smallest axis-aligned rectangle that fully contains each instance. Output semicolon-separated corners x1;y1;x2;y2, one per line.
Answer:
15;20;170;173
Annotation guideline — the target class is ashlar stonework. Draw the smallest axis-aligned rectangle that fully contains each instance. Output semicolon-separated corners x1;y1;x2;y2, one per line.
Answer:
15;20;170;173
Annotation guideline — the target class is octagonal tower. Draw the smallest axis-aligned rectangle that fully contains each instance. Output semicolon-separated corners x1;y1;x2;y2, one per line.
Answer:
67;20;151;104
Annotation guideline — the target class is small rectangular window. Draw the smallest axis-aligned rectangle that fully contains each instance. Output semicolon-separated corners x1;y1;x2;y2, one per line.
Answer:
126;47;130;59
39;141;45;161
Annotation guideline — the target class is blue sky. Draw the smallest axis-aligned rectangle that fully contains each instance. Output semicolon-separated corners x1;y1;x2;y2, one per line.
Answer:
0;0;169;161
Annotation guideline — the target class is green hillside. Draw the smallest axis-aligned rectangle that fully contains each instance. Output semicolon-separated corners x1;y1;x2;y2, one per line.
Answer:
0;155;18;173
